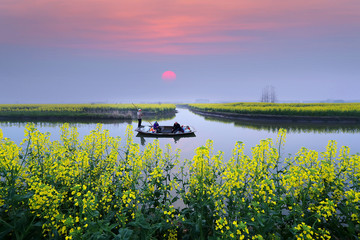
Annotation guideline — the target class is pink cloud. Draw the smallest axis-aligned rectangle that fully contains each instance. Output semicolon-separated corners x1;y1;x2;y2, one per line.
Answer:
1;0;359;55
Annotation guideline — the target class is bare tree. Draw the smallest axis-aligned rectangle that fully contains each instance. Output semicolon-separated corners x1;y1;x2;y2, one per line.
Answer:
270;86;277;103
261;86;268;102
261;85;277;103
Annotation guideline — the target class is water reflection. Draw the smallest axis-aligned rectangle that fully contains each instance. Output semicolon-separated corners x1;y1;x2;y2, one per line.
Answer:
136;133;196;146
0;120;132;128
191;112;360;134
0;113;175;128
1;108;359;161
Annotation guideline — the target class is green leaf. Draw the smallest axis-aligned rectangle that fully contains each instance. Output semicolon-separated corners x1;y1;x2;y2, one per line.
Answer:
114;228;133;240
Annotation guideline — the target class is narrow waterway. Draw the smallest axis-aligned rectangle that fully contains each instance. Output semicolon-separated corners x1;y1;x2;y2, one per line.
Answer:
1;108;359;161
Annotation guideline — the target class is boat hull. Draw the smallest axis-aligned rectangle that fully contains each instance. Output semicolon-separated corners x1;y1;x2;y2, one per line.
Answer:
135;125;196;136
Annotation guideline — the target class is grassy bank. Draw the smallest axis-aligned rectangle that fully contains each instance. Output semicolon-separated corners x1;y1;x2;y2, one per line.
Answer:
188;102;360;117
1;124;359;239
0;104;176;120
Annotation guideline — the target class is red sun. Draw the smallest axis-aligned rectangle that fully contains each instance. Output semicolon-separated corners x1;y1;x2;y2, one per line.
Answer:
162;71;176;82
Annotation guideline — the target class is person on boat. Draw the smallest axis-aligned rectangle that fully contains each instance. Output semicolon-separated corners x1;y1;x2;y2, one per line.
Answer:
183;125;191;132
137;109;143;128
153;121;161;133
171;122;184;133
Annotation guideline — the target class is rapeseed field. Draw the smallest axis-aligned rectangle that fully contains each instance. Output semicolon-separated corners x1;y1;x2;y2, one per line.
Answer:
0;125;359;239
0;104;176;119
189;102;360;117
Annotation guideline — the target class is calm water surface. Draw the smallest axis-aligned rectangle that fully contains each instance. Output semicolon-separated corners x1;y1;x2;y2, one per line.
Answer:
1;108;359;161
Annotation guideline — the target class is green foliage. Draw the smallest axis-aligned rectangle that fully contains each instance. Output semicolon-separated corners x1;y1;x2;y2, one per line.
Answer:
1;125;360;239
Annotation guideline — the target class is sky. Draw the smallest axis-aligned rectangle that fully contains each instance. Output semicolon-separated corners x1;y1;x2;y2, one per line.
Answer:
0;0;359;103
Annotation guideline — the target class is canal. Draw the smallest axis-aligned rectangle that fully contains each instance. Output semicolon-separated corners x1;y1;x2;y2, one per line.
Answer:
1;107;359;161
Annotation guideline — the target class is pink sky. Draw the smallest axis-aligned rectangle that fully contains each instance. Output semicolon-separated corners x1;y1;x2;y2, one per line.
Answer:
0;0;359;103
1;0;359;55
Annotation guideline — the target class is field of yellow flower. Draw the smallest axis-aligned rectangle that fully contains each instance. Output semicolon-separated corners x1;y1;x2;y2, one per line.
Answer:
1;124;359;239
0;104;176;120
189;102;360;117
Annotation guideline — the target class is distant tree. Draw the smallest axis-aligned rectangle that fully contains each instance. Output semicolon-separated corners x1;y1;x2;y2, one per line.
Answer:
261;85;277;103
269;86;277;103
261;87;269;103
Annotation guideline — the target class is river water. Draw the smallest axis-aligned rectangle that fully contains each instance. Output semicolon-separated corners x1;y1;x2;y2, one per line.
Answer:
1;108;359;161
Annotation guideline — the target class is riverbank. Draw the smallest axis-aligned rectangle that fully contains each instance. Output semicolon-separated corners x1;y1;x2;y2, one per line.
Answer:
190;108;360;123
187;102;360;123
0;103;176;121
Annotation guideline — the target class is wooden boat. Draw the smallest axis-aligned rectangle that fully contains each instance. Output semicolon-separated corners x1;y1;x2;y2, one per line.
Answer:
135;125;196;136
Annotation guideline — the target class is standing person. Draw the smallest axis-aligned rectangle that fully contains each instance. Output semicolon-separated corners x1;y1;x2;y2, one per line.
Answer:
137;109;143;128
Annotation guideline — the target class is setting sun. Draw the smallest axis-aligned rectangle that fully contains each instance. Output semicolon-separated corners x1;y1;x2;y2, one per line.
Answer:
162;71;176;82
